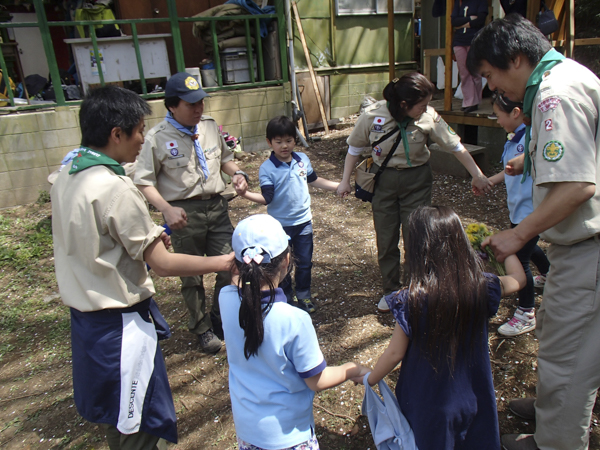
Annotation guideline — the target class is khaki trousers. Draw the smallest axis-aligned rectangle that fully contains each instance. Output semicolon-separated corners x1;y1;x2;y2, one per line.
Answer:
372;164;433;294
169;196;233;336
534;237;600;450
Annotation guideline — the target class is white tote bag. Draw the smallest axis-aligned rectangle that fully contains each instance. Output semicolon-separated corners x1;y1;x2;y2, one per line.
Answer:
362;373;418;450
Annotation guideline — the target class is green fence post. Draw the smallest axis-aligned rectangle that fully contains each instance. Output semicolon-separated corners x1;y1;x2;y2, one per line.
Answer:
0;47;15;106
33;0;66;105
275;0;289;84
89;25;106;86
130;23;147;94
244;20;256;83
210;21;223;86
254;18;265;82
166;0;185;73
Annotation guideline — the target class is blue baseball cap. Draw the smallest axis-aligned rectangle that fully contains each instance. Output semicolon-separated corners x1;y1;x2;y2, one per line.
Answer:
233;215;290;264
165;72;209;103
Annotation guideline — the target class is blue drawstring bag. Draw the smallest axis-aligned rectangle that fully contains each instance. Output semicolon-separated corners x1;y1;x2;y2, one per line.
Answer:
362;372;418;450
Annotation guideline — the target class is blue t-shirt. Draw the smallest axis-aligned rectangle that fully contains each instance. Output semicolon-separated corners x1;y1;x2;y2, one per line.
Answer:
502;124;534;224
259;152;317;227
219;285;326;448
385;274;502;450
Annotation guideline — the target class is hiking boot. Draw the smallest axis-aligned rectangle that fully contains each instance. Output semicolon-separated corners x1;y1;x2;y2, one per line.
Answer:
498;308;536;337
296;298;316;314
533;274;546;288
501;434;539;450
377;296;390;312
508;398;536;421
198;330;222;354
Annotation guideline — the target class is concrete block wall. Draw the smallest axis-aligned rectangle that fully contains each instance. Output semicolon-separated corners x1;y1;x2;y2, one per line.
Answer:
0;107;81;209
330;72;388;119
0;84;291;209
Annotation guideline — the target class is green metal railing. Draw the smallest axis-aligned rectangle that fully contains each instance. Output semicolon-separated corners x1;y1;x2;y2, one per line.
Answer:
0;0;288;109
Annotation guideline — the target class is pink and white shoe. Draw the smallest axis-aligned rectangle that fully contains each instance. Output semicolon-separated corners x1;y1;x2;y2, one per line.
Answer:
498;308;536;337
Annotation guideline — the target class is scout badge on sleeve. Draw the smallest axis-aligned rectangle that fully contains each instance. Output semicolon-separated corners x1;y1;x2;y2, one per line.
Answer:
355;127;401;203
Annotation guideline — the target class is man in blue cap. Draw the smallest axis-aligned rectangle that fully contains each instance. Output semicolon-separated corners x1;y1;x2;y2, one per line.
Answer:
134;72;249;353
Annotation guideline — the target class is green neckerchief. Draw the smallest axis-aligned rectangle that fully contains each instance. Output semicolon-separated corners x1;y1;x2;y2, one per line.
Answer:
521;49;565;181
68;146;125;176
386;102;413;167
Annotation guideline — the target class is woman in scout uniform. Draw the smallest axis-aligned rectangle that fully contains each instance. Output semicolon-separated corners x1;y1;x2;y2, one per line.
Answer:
337;72;492;312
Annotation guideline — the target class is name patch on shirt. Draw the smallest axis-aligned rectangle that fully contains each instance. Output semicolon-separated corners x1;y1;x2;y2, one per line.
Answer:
544;118;553;131
542;140;564;162
537;97;561;113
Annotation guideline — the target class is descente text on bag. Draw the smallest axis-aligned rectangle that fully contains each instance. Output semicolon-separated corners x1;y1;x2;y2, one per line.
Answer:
355;127;402;202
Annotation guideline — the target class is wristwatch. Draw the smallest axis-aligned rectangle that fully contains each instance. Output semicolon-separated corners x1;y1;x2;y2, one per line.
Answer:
234;170;249;183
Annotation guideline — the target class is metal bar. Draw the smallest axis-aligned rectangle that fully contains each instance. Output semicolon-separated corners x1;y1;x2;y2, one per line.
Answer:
254;18;264;82
0;47;15;106
276;0;289;84
89;25;106;86
0;15;278;29
244;20;256;83
444;0;454;111
211;21;223;86
130;23;147;94
33;0;66;105
166;0;185;72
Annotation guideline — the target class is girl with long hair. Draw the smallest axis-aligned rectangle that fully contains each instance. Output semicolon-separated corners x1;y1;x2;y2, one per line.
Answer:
337;72;492;312
219;214;368;450
355;206;525;449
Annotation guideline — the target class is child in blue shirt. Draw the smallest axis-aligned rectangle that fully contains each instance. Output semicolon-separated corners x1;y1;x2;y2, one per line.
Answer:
220;214;368;450
236;116;339;313
488;93;551;336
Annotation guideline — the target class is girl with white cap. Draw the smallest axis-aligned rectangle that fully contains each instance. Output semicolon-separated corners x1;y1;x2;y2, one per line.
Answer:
219;214;368;450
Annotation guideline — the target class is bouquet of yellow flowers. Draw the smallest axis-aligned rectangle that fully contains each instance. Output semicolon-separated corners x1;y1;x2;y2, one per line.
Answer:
465;223;505;276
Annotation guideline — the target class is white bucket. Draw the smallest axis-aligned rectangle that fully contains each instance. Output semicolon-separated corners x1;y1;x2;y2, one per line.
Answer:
201;68;218;87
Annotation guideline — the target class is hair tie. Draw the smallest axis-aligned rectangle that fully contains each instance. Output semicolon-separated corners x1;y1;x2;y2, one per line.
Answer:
245;282;251;285
392;77;399;83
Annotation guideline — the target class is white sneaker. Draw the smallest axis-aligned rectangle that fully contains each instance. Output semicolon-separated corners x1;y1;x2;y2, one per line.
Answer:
533;274;547;288
377;296;390;312
498;308;536;337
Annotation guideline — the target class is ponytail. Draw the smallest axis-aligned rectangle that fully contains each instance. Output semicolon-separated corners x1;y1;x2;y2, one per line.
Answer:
236;248;290;359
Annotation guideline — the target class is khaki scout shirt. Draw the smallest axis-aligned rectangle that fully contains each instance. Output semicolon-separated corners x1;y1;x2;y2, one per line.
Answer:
530;59;600;245
347;101;461;169
51;165;164;312
134;116;234;201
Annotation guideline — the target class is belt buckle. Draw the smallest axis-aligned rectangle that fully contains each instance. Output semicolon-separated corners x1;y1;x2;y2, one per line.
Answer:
201;194;212;200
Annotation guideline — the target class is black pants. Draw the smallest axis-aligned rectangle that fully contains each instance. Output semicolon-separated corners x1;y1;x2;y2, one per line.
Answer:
511;222;550;309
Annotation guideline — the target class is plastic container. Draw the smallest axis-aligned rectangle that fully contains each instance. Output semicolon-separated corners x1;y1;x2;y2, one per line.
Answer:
201;62;217;87
219;47;257;84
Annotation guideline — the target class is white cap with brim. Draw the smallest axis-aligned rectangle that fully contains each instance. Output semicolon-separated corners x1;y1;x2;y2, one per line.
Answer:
233;214;290;265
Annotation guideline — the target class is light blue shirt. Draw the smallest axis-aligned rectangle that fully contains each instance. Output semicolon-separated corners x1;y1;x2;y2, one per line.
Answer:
503;124;534;224
259;152;315;227
219;285;326;448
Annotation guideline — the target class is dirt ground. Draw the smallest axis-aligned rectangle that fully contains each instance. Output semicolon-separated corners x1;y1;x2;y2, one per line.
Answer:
0;118;599;449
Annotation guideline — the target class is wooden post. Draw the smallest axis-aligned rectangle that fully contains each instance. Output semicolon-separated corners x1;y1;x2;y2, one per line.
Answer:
292;1;329;133
388;0;395;81
444;0;454;111
566;0;574;57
